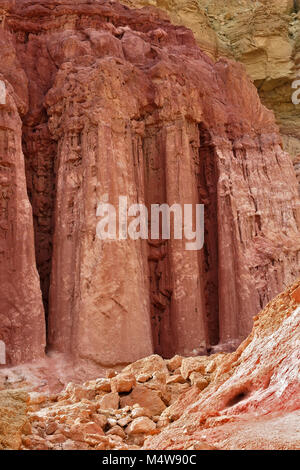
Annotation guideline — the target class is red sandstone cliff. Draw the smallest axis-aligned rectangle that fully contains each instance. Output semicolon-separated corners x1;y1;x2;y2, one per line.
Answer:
0;0;299;366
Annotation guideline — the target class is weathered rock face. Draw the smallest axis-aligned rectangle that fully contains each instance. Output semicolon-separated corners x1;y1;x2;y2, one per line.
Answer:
121;1;300;161
0;0;299;366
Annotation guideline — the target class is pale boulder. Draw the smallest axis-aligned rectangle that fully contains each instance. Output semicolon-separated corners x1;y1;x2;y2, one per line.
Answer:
122;355;168;377
131;407;152;419
180;357;208;380
189;372;209;391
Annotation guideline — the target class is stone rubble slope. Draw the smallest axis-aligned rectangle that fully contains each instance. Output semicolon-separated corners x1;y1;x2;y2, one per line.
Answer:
0;280;299;450
19;354;221;450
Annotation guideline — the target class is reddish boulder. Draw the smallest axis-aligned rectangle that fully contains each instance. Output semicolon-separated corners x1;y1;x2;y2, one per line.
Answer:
120;385;166;416
291;286;300;303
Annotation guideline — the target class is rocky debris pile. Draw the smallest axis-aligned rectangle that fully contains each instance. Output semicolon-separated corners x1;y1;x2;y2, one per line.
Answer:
2;280;299;450
20;354;225;450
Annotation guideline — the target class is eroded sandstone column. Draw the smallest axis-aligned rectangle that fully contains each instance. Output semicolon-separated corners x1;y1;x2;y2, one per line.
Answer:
46;59;154;364
0;83;45;365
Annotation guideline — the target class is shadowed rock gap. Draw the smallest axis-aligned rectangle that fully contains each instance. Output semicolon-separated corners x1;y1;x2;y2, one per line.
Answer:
197;123;220;347
22;120;57;337
143;125;175;358
14;25;59;344
144;122;219;357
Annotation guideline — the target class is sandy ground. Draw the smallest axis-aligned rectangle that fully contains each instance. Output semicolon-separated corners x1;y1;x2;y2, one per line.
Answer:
0;351;117;393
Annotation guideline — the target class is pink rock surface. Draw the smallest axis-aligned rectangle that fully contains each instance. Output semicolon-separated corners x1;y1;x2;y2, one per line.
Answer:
144;281;300;450
0;0;299;366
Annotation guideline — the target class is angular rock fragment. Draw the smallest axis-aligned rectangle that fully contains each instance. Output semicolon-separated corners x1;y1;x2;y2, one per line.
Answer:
98;393;120;411
111;374;136;393
126;417;156;435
